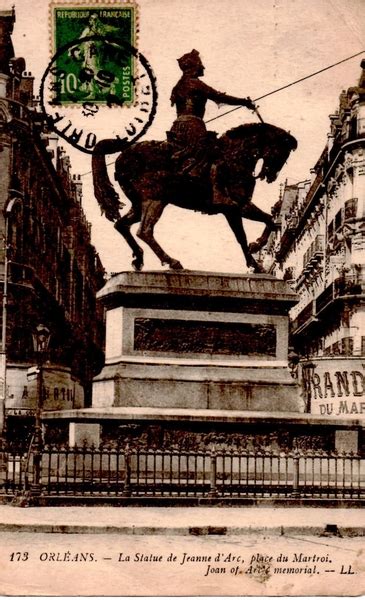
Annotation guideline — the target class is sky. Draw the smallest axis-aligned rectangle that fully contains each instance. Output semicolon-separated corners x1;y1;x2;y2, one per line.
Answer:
3;0;364;274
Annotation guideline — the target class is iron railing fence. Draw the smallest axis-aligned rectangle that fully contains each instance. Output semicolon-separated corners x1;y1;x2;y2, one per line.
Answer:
0;444;33;495
1;443;365;502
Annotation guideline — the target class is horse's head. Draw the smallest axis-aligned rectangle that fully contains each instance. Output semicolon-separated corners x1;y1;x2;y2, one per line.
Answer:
221;123;297;184
258;126;297;183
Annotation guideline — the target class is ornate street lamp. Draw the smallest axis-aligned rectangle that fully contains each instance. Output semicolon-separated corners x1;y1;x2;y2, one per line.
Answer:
288;347;299;379
31;324;51;496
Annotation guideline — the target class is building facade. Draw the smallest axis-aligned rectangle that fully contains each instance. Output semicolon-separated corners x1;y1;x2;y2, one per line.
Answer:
0;9;105;438
263;60;365;420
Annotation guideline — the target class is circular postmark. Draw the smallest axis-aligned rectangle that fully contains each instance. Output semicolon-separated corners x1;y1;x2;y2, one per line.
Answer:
40;36;157;154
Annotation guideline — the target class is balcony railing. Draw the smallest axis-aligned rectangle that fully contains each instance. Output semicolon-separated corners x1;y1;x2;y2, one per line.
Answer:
334;273;364;297
291;300;315;333
9;262;35;288
316;284;334;314
1;98;33;126
316;273;365;315
302;235;324;270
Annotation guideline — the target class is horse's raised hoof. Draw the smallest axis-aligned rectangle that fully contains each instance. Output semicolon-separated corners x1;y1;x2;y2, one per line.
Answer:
169;259;184;270
248;240;263;254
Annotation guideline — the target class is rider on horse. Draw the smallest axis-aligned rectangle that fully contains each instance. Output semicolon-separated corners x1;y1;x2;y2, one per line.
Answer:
168;49;256;205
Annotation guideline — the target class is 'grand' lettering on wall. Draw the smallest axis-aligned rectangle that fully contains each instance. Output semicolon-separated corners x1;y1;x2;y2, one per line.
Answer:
305;359;365;418
311;370;364;399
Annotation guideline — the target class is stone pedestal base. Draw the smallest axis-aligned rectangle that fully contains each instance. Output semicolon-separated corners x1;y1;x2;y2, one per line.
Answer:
93;359;301;412
93;271;302;413
42;407;363;454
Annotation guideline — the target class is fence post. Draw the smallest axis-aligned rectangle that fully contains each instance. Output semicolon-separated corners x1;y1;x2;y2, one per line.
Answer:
123;446;131;497
0;438;7;492
292;450;300;498
29;428;43;502
209;446;218;498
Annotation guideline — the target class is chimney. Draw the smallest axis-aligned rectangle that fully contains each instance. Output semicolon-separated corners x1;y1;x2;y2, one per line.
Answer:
73;173;83;203
19;71;35;106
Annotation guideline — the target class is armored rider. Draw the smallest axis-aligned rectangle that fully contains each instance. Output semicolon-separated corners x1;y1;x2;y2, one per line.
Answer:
169;49;256;205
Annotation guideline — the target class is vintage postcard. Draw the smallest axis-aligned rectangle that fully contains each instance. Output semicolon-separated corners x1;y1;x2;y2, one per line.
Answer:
0;0;364;596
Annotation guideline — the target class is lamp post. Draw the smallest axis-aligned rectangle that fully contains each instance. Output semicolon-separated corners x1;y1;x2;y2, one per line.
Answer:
31;324;51;497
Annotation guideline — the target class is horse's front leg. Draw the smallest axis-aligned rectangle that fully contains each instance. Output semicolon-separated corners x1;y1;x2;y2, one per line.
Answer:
137;200;183;270
224;208;265;273
241;202;276;254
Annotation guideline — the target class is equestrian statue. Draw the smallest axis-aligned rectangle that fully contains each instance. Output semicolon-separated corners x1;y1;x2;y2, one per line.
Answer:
92;49;297;272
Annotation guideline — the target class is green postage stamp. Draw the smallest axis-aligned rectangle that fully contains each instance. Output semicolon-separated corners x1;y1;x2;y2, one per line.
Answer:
50;2;137;105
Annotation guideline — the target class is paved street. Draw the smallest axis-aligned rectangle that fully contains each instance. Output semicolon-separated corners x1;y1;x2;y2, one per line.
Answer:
0;531;363;596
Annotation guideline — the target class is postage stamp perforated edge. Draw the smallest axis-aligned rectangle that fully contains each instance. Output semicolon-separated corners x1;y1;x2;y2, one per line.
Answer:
48;0;139;107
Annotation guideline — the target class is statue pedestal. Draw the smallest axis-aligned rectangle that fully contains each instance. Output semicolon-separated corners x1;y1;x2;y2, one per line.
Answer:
92;271;302;413
44;272;361;453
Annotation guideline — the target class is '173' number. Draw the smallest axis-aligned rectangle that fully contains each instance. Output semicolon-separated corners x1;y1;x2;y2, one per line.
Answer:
10;552;29;561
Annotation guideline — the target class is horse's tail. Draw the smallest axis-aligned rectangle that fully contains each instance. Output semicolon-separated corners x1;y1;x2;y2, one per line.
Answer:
92;139;128;222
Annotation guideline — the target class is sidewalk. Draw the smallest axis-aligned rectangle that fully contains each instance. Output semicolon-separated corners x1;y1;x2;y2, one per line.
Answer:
0;505;364;536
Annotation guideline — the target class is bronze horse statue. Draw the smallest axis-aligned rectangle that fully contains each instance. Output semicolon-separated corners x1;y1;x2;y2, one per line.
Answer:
92;122;297;272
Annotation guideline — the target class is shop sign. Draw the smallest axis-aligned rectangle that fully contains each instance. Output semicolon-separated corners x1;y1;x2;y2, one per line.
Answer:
304;358;365;418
